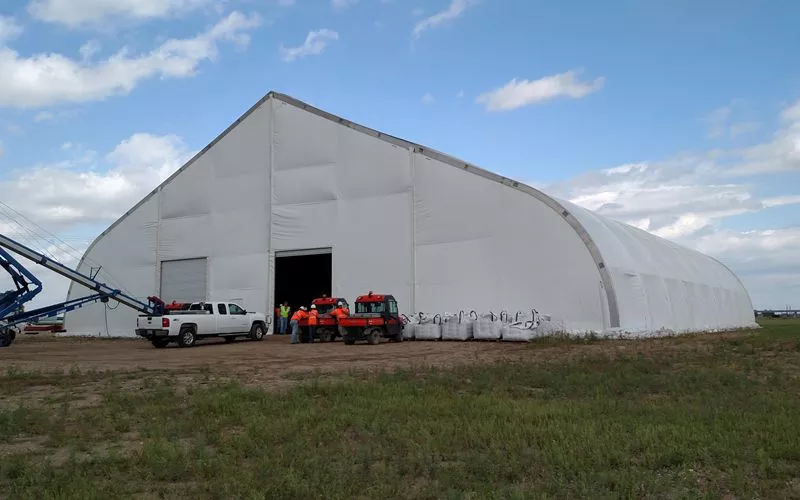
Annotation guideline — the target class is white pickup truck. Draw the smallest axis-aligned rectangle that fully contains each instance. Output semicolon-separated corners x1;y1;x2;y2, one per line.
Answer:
135;301;269;348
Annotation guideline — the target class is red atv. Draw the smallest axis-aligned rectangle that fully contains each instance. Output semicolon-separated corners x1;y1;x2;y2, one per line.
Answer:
337;292;404;345
298;296;349;343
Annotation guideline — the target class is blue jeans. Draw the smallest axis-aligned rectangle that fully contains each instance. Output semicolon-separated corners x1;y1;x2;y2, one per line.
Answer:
290;320;299;344
279;316;288;334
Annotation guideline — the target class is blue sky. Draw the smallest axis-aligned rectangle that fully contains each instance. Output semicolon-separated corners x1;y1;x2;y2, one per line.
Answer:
0;0;798;310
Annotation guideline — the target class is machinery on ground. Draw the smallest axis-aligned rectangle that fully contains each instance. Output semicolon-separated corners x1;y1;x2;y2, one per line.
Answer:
0;233;165;347
298;296;349;343
136;301;268;348
337;292;404;345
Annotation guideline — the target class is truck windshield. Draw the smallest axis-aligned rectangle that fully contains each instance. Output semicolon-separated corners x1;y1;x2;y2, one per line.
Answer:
356;302;385;314
316;304;335;314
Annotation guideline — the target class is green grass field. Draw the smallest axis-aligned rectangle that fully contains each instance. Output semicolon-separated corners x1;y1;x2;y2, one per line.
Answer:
2;319;800;499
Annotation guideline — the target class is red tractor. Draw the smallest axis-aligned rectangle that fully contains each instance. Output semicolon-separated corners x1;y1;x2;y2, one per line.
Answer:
337;292;404;345
298;296;349;343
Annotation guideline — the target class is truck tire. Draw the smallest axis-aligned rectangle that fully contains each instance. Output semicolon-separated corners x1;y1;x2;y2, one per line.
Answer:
318;328;334;343
151;338;170;349
178;326;196;348
367;328;381;345
250;323;265;341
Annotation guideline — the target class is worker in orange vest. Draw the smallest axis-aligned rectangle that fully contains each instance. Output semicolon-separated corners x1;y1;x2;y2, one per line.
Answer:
330;301;350;338
330;301;350;319
307;304;319;343
290;306;307;344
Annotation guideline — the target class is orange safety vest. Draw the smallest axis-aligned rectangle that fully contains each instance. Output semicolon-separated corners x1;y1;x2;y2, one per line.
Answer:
331;307;350;319
308;310;319;325
291;310;307;322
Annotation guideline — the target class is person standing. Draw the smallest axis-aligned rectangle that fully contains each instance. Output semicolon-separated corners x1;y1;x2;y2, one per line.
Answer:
289;306;307;344
330;301;350;338
307;304;319;343
279;301;291;335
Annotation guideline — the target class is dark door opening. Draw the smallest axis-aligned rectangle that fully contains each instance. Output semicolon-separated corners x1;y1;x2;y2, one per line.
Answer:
274;250;332;316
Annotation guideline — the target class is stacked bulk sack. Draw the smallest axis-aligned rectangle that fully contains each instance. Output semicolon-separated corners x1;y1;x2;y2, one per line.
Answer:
501;309;542;342
441;311;477;341
401;314;421;340
473;312;502;340
414;313;443;340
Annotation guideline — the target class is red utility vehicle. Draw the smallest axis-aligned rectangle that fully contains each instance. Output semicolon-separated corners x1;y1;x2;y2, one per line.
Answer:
298;296;349;343
337;292;404;345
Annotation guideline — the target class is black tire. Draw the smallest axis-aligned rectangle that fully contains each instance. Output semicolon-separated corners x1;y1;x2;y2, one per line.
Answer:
250;323;265;341
318;329;334;343
151;338;170;349
178;327;196;348
367;328;381;345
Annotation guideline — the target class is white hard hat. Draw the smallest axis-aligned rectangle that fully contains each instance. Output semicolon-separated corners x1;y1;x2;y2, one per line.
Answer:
310;304;316;309
337;301;343;306
300;306;307;311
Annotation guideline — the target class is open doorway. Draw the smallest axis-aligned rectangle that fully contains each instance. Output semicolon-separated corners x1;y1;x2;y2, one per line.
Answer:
274;248;332;331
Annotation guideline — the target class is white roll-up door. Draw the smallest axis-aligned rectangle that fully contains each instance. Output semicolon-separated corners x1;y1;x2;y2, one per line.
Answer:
160;258;208;302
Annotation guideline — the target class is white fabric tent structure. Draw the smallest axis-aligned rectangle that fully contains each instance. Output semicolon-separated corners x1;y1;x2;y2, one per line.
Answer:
64;92;757;337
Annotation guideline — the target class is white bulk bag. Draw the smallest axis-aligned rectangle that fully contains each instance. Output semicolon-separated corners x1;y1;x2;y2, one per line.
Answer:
502;309;543;342
473;312;502;340
401;313;421;340
442;311;477;341
415;314;443;340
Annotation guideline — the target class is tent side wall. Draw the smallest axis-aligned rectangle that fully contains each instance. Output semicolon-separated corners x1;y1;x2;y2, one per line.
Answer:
65;100;273;336
561;200;757;333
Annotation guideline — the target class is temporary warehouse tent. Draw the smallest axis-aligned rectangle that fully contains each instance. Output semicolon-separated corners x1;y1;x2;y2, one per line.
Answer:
64;92;757;337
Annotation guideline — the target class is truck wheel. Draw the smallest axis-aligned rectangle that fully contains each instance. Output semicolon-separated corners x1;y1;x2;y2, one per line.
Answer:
250;323;265;341
319;329;333;343
178;327;196;348
151;338;170;349
367;328;381;345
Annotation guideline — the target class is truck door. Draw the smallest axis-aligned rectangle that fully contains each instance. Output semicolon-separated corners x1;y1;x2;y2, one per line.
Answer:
386;299;402;337
216;303;234;333
228;303;249;333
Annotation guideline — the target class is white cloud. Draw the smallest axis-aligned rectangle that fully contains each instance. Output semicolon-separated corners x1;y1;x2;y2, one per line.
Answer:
412;0;476;39
331;0;358;9
476;70;605;112
35;111;55;122
782;99;800;122
0;11;261;109
27;0;213;27
0;132;195;309
548;98;800;308
79;40;101;61
1;133;193;230
704;101;761;139
0;15;23;42
421;92;435;104
280;29;338;62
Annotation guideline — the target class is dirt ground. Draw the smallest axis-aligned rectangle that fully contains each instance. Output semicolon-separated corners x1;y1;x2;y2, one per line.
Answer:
2;333;541;385
2;329;750;388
